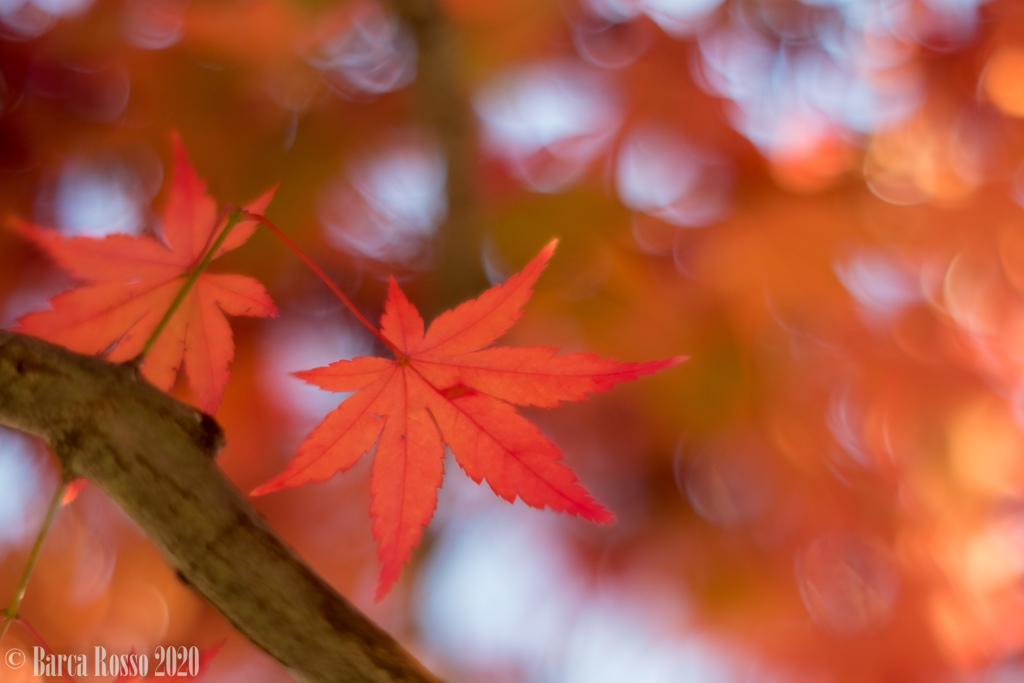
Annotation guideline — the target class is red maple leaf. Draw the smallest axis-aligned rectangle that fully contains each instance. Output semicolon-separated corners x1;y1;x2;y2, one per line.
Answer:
252;241;683;598
14;134;277;413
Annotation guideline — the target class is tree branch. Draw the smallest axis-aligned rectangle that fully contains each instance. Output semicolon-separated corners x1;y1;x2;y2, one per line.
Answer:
0;330;442;683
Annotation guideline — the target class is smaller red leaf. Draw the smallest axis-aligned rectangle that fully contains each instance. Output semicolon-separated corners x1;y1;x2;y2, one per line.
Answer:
14;133;278;413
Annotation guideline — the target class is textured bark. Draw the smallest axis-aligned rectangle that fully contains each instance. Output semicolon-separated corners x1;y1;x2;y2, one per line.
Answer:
0;330;442;683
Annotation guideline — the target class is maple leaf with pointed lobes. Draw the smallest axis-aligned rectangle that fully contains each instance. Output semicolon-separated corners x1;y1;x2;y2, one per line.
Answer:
252;241;684;599
14;134;277;413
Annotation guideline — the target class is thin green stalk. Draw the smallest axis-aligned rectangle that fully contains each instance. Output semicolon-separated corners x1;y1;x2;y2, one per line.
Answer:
0;480;67;645
239;210;402;357
136;212;244;361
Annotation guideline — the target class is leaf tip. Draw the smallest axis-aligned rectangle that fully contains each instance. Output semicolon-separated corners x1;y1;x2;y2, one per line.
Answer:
583;502;616;525
374;566;400;602
245;183;280;217
62;478;88;506
169;129;202;183
291;368;331;387
249;481;278;497
169;129;187;163
638;355;688;378
535;239;558;269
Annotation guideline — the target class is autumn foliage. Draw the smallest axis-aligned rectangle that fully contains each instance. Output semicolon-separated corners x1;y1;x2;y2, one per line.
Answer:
8;128;679;605
12;135;278;414
6;0;1024;681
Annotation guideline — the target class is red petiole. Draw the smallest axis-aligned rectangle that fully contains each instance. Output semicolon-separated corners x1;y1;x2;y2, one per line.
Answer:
238;209;402;357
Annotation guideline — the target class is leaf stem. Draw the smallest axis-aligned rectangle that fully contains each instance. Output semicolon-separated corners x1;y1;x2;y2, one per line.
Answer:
0;480;67;645
238;210;401;356
136;212;244;362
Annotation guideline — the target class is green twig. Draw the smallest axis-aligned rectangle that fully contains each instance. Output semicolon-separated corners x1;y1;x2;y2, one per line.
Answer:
0;480;67;645
136;211;245;362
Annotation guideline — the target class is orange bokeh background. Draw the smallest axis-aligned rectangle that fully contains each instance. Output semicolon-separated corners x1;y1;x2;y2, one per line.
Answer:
5;0;1024;681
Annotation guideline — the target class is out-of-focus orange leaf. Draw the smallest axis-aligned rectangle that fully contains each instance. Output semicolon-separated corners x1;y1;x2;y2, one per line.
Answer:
983;46;1024;118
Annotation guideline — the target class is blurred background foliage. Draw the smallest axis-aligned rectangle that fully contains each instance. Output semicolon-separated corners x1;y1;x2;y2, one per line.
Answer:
4;0;1024;681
